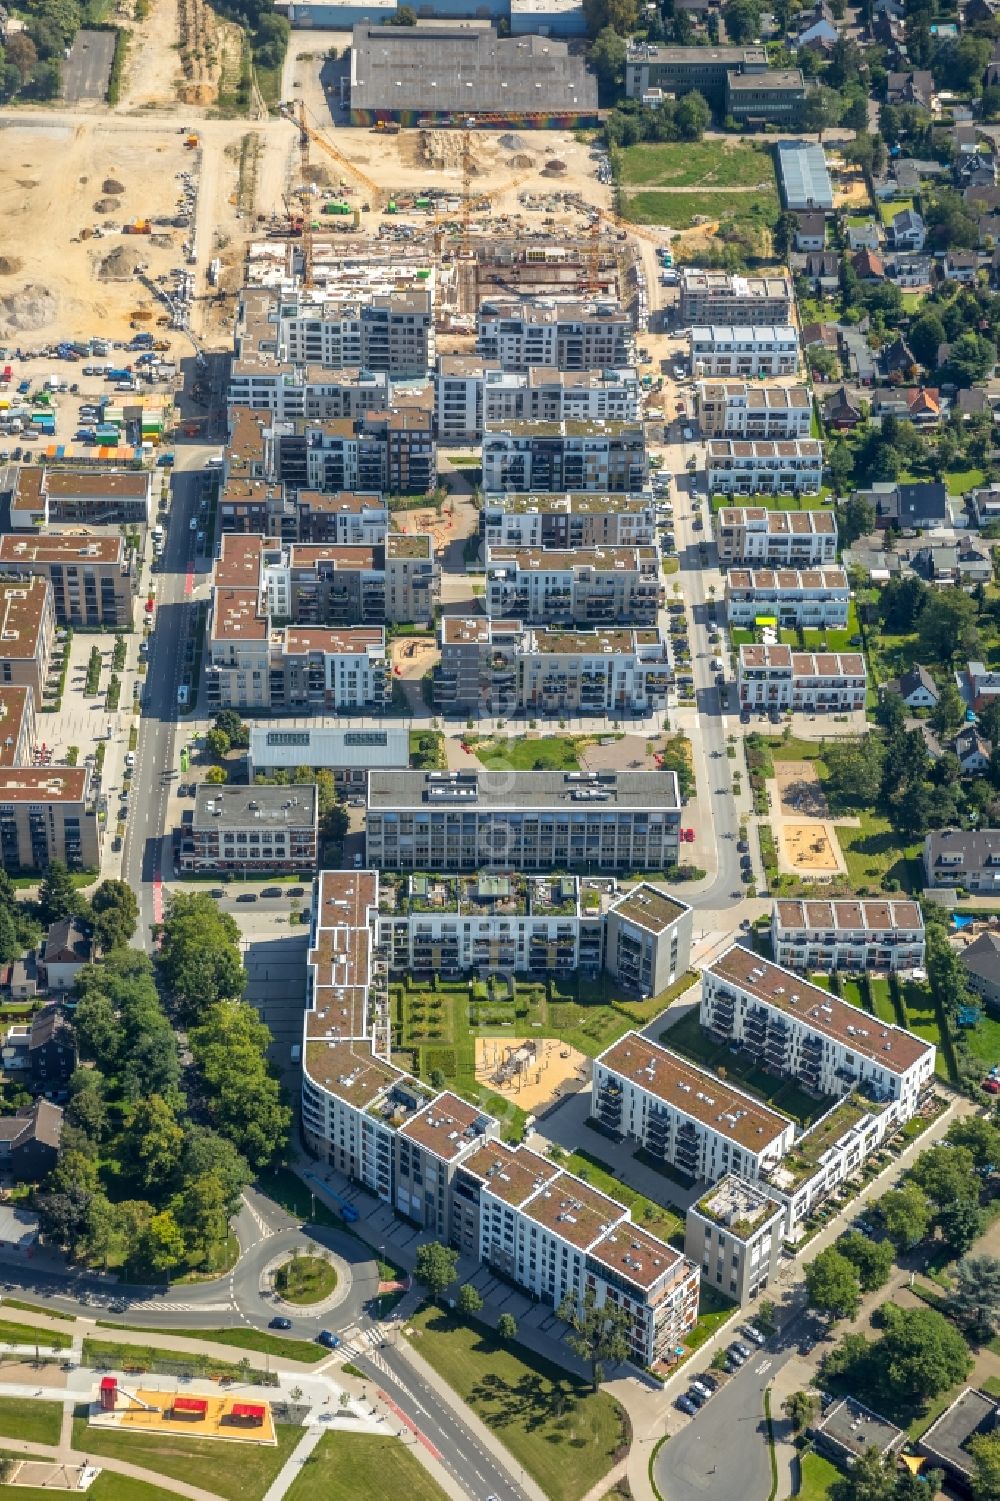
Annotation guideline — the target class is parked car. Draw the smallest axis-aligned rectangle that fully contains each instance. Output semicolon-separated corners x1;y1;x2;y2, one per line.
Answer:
744;1325;766;1346
236;892;259;903
676;1395;697;1415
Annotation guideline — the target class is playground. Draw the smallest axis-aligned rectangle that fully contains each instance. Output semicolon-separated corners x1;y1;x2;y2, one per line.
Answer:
474;1035;590;1113
89;1379;276;1446
775;760;832;820
778;820;846;877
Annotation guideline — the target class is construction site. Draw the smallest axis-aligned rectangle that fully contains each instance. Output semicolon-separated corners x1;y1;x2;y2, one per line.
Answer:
89;1377;277;1445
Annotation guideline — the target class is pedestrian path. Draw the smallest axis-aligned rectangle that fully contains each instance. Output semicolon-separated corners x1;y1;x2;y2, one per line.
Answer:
260;1424;324;1501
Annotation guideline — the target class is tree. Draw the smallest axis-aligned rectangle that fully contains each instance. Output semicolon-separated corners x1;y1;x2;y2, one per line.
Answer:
214;711;250;749
838;492;875;545
675;90;710;140
205;728;231;761
173;1172;229;1269
90;879;138;950
125;1094;185;1192
188;1001;290;1168
0;905;20;967
589;26;626;92
724;0;760;41
909;310;947;370
773;212;798;261
824;736;886;807
582;0;637;34
37;860;81;925
558;1288;631;1390
413;1241;459;1304
783;1390;819;1435
204;765;227;785
158;892;246;1023
841;94;869;133
456;1284;484;1317
496;1312;517;1342
930;679;967;737
970;1428;1000;1501
947;1116;1000;1171
795;84;841;138
181;1126;251;1215
875;1303;971;1402
804;1247;862;1320
947;332;998;389
831;1446;904;1501
938;1197;985;1256
836;1231;894;1294
917;590;979;667
877;1184;932;1250
909;1144;980;1211
809;345;840;381
67;1068;108;1141
141;1209;186;1276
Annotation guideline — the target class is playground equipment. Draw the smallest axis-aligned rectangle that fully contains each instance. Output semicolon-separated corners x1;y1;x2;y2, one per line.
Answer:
99;1378;161;1414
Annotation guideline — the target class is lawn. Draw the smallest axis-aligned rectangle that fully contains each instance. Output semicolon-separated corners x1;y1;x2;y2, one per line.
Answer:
879;197;913;225
471;734;609;771
0;1318;71;1350
684;1283;738;1354
835;809;922;894
867;978;898;1027
0;1477;179;1501
284;1433;448;1501
559;1144;684;1246
81;1338;271;1382
711;492;822;514
797;1450;841;1501
615;139;772;189
959;1010;1000;1066
660;1009;836;1126
0;1397;62;1445
1;1299;74;1321
944;467;985;497
899;980;956;1082
406;1307;627;1501
619;187;779;230
275;1254;337;1306
96;1323;327;1364
71;1416;302;1501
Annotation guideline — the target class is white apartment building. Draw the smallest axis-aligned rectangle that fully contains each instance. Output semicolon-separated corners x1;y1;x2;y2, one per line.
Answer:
594;1032;795;1183
486;545;660;626
274;286;435;377
725;567;850;629
482;420;648;495
763;1091;902;1235
228;362;392;422
685;1175;785;1305
482;491;656;549
679;271;793;326
716;508;837;566
434;360;641;442
434;617;673;717
434;356;493;442
737;644;867;712
707;440;823;497
771;899;926;974
476;297;633;372
690;326;799;378
700;947;936;1114
698;382;812;440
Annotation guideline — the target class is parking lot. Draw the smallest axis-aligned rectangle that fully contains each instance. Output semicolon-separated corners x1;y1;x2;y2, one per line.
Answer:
61;29;116;102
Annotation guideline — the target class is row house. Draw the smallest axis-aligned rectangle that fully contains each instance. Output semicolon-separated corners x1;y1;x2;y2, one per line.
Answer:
736;644;866;712
697;382;812;440
770;898;926;974
679;271;793;326
716;508;837;566
706;439;823;497
700;946;936;1115
690;326;799;378
482;420;648;495
482;491;656;550
434;617;673;717
724;566;850;629
485;545;660;627
476;297;633;373
364;769;682;874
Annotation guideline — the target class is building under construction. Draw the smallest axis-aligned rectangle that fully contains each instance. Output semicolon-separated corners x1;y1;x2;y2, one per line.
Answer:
348;21;599;128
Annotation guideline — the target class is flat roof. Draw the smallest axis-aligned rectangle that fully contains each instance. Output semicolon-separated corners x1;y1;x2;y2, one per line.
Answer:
367;768;680;812
706;946;933;1072
0;686;31;766
192;784;317;830
727;567;848;590
214;534;267;588
519;1168;626;1251
0;578;50;660
739;645;865;676
0;768;88;802
533;627;666;657
719;508;835;534
0;534;123;564
282;626;385;657
41;469;150;500
708;439;822;459
488;545;656;573
485;418;642;439
305;1037;402;1107
920;1388;999;1478
609;883;689;935
774;899;923;934
289;544;378;573
587;1220;690;1293
817;1397;904;1459
727;67;804;91
386;533;432;560
694;1173;784;1234
460;1139;561;1206
398;1091;491;1161
598;1032;792;1152
212;588;267;643
298;491;386;514
484;492;652;516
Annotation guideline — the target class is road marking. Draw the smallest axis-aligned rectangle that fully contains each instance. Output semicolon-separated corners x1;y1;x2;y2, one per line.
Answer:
755;1359;772;1375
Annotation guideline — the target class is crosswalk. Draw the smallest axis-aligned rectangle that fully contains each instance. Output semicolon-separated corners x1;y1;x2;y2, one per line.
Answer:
119;1300;234;1314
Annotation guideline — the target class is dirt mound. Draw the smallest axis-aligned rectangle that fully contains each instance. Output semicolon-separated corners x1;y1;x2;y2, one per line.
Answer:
499;132;525;149
16;180;38;189
94;197;121;213
0;257;23;276
0;283;58;336
543;159;567;175
102;178;125;194
97;245;145;281
150;234;173;249
510;153;534;169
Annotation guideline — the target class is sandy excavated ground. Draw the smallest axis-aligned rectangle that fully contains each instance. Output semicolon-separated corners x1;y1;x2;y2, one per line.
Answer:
475;1036;589;1113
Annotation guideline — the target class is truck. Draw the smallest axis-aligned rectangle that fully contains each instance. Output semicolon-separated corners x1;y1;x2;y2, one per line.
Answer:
75;429;97;443
106;368;131;381
17;380;29;395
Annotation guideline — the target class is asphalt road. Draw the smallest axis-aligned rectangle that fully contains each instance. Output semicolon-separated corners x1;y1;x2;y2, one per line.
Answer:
61;30;116;103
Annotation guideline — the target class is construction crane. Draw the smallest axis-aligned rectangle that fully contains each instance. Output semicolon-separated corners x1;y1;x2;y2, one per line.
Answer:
297;101;314;288
461;126;474;260
282;101;385;211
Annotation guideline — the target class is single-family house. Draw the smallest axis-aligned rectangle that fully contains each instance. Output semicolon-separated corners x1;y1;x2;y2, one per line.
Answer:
869;479;949;528
846;221;880;252
0;1100;63;1182
839;326;876;384
964;660;1000;714
803;251;840;291
823;386;864;430
881;336;919;382
801;322;839;353
885;252;933;288
852;247;886;282
41;917;93;992
970;482;1000;525
956;388;990;421
890;663;940;708
794;212;827;252
954;724;992;773
890;209;927;252
943;250;980;284
886;70;935;109
957;154;996;191
959;931;1000;1006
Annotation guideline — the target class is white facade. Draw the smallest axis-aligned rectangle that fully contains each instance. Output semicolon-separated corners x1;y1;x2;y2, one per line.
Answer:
716;508;837;566
690;325;799;377
482;421;648;495
763;1093;902;1233
486;545;660;626
685;1176;785;1304
249;724;408;776
228;364;392;422
707;439;823;497
482;492;656;549
737;644;867;712
698;381;813;439
476;297;633;372
725;567;850;628
770;898;926;974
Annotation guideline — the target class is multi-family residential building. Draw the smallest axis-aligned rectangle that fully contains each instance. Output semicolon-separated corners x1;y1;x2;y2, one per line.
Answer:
272;286;435;377
249;724;408;796
434;617;673;717
685;1175;786;1305
295;493;389;547
434;356;497;442
228;360;392;423
9;467;153;528
365;769;682;873
700;947;936;1112
0;686;38;773
482;420;648;495
486;545;660;626
690;326;799;378
716;508;837;566
434;360;641;442
762;1091;902;1234
737;644;867;712
300;869;700;1368
624;43;768;105
482;492;656;549
679;271;793;325
0;534;133;629
603;884;693;996
178;784;318;875
593;1032;796;1182
770;899;926;974
476;297;633;372
706;439;823;497
725;566;850;628
922;829;1000;891
0;764;101;872
697;382;812;439
274;412;436;497
0;578;56;702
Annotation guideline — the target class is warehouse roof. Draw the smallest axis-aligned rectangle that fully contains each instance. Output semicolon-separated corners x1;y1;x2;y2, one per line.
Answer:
777;140;834;210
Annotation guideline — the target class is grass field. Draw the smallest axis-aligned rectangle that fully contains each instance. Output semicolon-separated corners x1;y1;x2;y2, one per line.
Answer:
81;1338;270;1381
620;187;779;229
96;1323;326;1364
1;1299;74;1321
407;1308;626;1501
275;1255;337;1306
660;1009;835;1125
0;1397;62;1445
615;140;772;189
0;1476;179;1501
797;1450;841;1501
474;734;587;771
284;1433;448;1501
71;1416;302;1501
0;1318;71;1350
